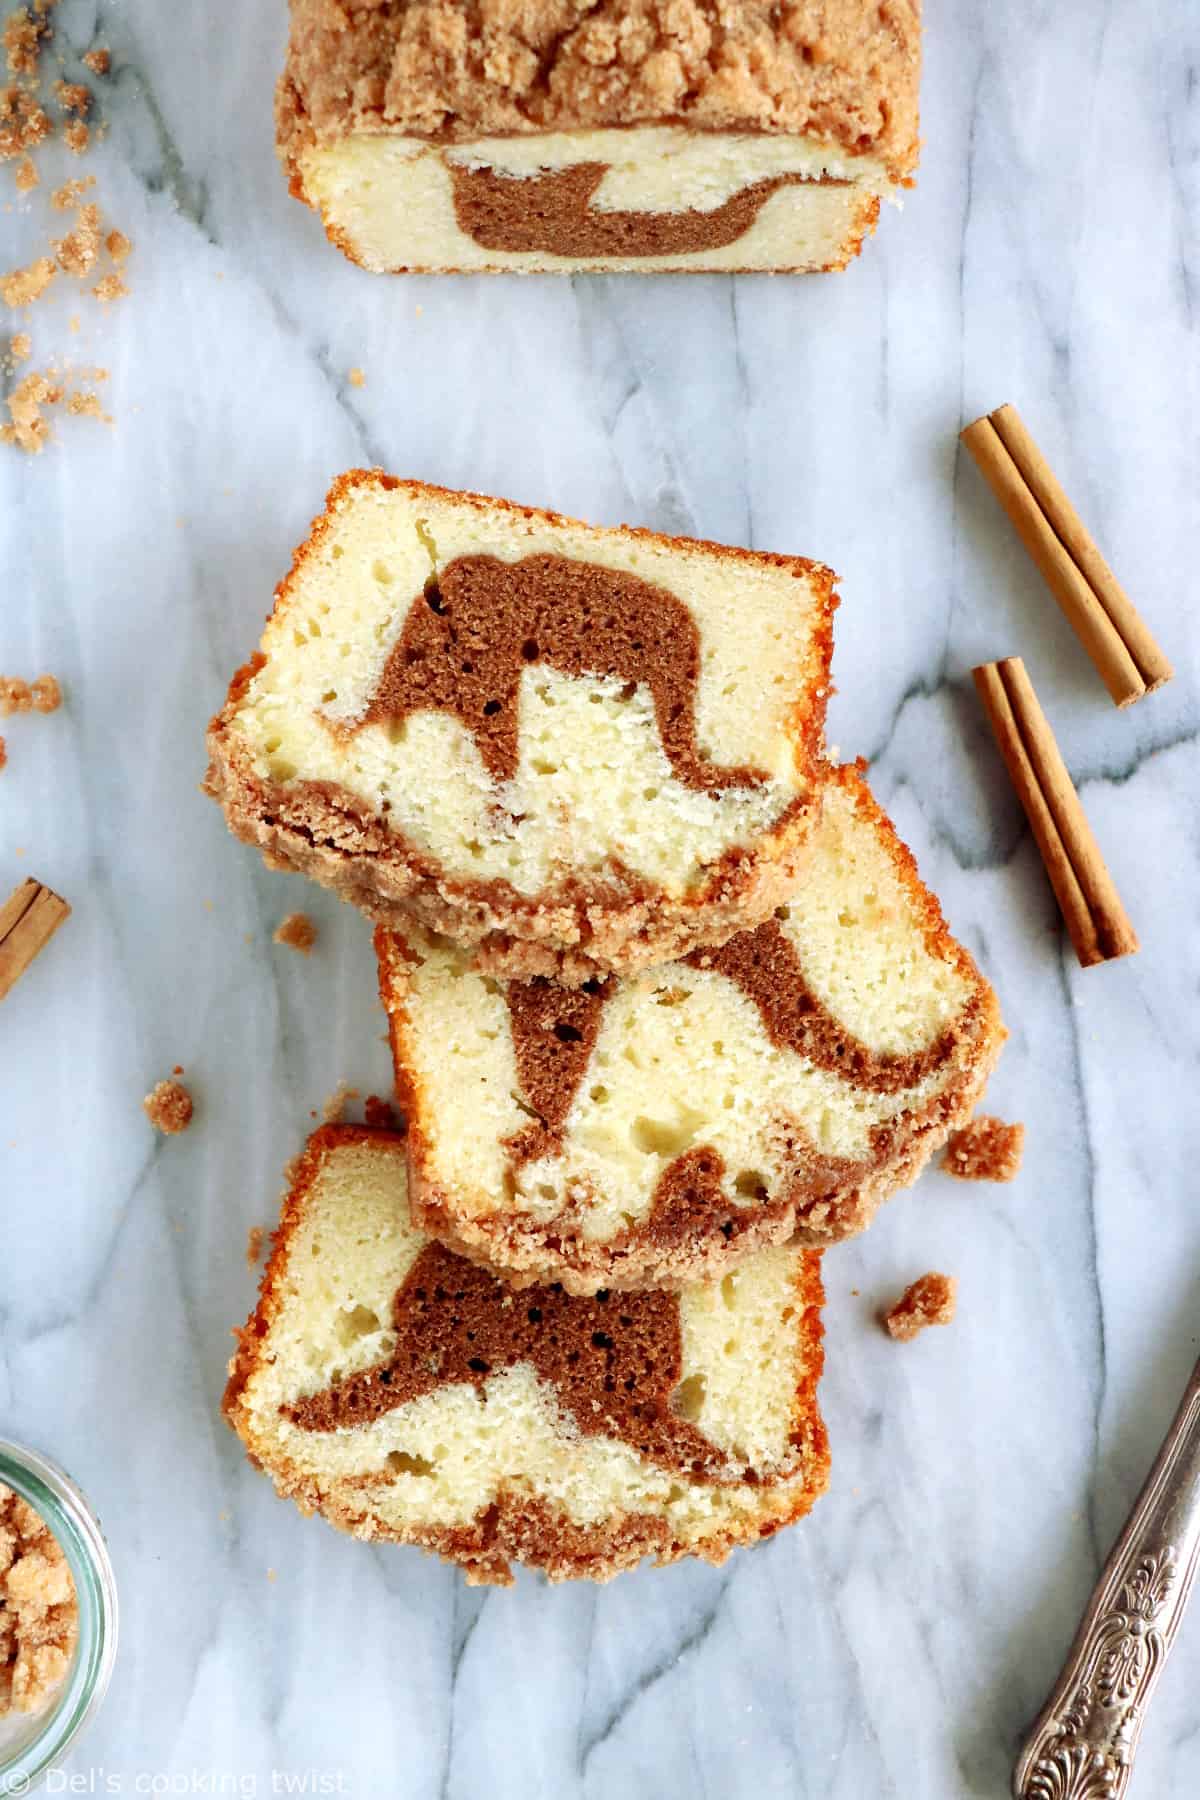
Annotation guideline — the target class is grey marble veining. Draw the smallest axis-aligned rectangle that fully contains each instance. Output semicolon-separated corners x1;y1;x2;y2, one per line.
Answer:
2;1;1198;1795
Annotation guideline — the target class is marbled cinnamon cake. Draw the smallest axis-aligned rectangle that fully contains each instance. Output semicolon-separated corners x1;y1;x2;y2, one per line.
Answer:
277;1;921;275
205;472;838;982
377;764;1005;1293
223;1124;829;1585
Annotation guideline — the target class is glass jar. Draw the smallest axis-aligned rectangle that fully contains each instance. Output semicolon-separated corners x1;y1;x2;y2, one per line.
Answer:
0;1440;118;1796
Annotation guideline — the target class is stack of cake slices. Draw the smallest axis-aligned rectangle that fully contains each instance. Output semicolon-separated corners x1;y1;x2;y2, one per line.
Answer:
209;474;1003;1586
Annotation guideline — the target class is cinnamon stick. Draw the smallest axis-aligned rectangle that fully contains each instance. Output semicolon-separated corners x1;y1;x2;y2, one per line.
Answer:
973;658;1138;966
961;404;1172;708
0;877;70;1001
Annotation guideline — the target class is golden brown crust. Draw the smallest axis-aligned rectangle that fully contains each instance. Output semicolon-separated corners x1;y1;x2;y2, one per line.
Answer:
378;761;1006;1293
204;469;838;982
222;1125;829;1584
276;2;921;182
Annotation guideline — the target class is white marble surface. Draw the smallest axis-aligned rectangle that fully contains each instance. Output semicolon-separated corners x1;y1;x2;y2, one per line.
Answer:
2;0;1198;1794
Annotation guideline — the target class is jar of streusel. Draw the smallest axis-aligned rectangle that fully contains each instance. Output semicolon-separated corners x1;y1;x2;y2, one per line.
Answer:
0;1441;117;1795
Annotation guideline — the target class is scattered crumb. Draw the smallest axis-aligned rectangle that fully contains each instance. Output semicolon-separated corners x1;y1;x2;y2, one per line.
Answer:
143;1077;193;1135
54;200;101;276
0;736;5;770
91;270;124;302
321;1083;360;1125
3;8;45;77
9;327;28;358
266;1568;277;1583
1;253;54;305
1;365;105;451
0;675;31;713
348;366;365;388
105;227;128;262
53;79;89;117
81;48;108;77
50;175;89;210
62;117;85;153
29;673;59;711
273;911;317;955
943;1116;1025;1183
364;1095;400;1131
246;1225;265;1267
849;1286;859;1297
13;149;33;188
0;1480;79;1718
883;1273;957;1342
0;87;50;160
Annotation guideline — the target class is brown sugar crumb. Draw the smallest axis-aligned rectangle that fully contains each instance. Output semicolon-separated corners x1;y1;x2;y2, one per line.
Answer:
29;673;60;711
81;47;108;77
143;1077;193;1135
104;227;129;262
1;252;54;305
3;8;45;77
9;328;29;359
364;1094;400;1131
0;1482;78;1717
0;86;49;159
92;271;124;302
246;1225;265;1267
50;175;90;210
0;675;31;713
348;366;365;388
883;1273;957;1343
52;79;89;117
943;1116;1025;1183
273;911;317;955
62;117;86;153
13;150;34;188
54;200;101;276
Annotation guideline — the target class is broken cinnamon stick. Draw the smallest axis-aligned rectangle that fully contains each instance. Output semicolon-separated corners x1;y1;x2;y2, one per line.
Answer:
0;877;70;1000
962;404;1172;708
973;658;1138;967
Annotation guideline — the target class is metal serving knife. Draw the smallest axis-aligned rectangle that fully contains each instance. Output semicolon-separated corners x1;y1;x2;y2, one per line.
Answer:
1013;1350;1200;1798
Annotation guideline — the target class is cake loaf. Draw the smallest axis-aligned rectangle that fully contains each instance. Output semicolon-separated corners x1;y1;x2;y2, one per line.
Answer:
377;763;1005;1293
205;472;837;982
276;2;921;275
224;1124;829;1585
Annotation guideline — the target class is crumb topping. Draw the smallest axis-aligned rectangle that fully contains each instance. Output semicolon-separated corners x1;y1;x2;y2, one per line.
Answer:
883;1271;956;1341
943;1115;1024;1182
246;1225;265;1267
81;47;109;77
280;0;920;178
348;365;365;388
143;1077;194;1135
273;911;317;954
0;1480;78;1718
1;253;55;305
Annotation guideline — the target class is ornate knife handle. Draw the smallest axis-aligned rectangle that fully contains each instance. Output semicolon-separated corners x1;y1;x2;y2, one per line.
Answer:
1014;1354;1200;1799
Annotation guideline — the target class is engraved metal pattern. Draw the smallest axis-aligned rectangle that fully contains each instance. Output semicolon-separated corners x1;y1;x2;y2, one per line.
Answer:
1014;1368;1200;1799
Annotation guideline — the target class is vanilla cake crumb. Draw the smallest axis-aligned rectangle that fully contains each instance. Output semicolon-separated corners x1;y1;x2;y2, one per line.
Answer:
943;1115;1025;1182
0;1480;78;1718
273;911;317;954
143;1077;193;1135
883;1273;957;1342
